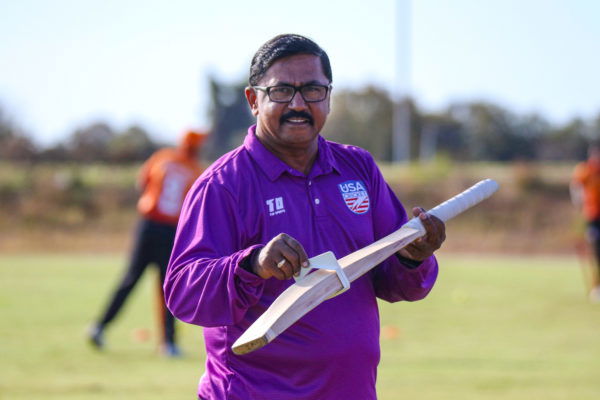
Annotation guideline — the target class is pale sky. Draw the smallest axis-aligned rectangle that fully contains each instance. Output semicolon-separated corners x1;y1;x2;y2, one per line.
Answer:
1;0;599;146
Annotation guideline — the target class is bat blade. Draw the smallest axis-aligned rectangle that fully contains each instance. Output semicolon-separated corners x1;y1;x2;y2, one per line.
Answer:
231;179;498;355
231;225;422;355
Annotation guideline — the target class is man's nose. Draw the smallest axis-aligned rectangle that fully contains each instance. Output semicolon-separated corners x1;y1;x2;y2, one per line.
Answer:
288;90;308;110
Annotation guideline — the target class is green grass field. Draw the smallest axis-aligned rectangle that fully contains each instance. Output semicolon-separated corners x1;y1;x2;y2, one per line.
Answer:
1;253;599;399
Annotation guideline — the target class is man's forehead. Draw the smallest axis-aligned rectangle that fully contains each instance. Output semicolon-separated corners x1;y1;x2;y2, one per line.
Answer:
260;54;328;85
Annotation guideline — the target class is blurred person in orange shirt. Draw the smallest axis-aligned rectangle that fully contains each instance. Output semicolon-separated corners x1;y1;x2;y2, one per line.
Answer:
89;129;208;356
571;141;600;303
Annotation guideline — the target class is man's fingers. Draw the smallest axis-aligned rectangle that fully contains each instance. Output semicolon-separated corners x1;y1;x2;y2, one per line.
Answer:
277;254;298;279
412;207;426;218
397;247;416;260
411;206;446;245
255;247;283;279
423;215;446;248
273;257;293;280
276;258;287;269
277;246;300;275
419;212;435;234
254;233;310;280
281;234;309;276
398;208;446;263
414;206;441;242
400;243;426;261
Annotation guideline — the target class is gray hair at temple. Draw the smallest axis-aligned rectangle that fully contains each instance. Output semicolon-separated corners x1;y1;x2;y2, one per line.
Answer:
248;34;333;86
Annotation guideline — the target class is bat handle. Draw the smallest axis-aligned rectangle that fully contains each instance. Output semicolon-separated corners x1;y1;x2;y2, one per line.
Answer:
403;179;499;233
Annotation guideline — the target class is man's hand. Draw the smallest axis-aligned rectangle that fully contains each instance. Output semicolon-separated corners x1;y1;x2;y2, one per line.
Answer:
251;233;309;280
397;207;446;262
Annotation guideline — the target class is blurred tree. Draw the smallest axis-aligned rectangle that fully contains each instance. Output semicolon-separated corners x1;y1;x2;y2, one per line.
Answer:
206;76;254;160
1;135;37;161
38;144;70;162
537;118;589;161
419;112;467;160
108;125;157;162
450;102;537;161
0;105;37;161
0;106;12;142
325;86;394;161
68;122;115;162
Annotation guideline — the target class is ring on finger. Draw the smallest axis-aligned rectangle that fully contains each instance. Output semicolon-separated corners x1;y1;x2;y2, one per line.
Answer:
277;259;287;269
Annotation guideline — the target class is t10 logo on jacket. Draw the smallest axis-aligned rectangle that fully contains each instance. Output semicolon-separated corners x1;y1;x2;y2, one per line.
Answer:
266;197;286;216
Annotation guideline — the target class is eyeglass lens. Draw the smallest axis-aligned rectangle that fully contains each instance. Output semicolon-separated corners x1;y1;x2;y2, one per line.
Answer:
269;85;327;102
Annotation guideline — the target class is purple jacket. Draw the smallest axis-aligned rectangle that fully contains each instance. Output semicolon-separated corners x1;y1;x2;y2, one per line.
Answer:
165;126;438;400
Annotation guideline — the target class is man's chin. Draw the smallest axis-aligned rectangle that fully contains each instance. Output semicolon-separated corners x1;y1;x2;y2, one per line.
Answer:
281;124;316;137
277;129;318;147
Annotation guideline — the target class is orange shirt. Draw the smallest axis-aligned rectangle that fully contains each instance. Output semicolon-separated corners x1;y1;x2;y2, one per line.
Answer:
573;160;600;220
137;148;203;225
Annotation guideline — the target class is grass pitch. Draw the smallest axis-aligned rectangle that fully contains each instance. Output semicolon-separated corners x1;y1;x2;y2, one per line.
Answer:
1;253;599;399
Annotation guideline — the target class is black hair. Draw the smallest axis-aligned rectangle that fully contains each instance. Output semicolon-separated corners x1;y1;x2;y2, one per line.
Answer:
249;34;332;86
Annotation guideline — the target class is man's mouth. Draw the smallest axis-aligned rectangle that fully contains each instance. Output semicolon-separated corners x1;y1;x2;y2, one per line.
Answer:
286;117;310;125
281;112;313;126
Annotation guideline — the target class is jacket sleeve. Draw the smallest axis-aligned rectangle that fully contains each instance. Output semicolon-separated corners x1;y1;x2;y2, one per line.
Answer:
163;177;266;327
362;152;438;302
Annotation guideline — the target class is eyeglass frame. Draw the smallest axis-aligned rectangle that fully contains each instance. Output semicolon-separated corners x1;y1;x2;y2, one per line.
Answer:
250;83;332;103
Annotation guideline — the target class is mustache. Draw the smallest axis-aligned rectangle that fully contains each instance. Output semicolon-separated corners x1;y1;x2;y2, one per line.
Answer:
280;110;313;125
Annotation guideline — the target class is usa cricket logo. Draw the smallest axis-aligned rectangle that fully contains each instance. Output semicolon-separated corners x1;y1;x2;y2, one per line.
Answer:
338;180;370;214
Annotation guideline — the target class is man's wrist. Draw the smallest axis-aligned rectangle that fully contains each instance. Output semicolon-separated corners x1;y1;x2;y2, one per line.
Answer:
241;248;261;274
395;253;423;269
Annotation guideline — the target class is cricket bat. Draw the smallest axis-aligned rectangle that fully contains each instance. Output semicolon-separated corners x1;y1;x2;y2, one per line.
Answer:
232;179;499;355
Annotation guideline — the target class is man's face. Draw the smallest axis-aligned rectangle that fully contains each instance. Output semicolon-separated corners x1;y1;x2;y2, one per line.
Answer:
245;54;331;151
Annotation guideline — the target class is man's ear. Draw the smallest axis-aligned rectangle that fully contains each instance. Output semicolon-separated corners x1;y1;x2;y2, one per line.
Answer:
244;87;259;117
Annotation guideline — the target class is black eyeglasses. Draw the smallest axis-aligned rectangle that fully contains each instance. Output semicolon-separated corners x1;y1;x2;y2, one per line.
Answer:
252;84;331;103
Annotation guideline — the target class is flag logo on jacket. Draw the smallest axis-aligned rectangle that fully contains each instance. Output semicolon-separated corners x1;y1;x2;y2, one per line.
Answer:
338;180;370;214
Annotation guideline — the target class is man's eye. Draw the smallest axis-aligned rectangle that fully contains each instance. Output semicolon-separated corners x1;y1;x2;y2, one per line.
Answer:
271;87;292;95
304;86;321;93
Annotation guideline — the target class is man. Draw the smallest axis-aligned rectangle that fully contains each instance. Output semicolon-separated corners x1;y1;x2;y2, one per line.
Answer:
89;129;207;356
571;142;600;302
165;34;445;399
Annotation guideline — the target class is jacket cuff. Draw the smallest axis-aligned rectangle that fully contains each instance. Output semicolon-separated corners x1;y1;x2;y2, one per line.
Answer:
234;244;265;284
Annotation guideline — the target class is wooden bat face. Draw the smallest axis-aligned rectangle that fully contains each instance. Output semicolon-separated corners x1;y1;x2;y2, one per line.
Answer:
232;225;422;355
